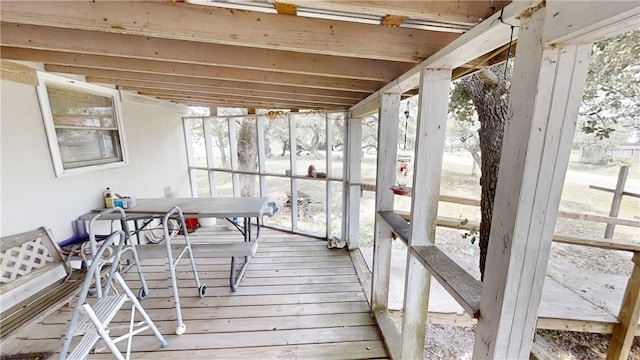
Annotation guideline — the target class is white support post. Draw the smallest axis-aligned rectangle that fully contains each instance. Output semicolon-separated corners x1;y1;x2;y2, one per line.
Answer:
228;117;240;198
325;112;332;238
346;116;363;249
289;112;298;231
401;68;451;359
473;6;593;358
182;117;199;198
371;92;400;310
257;115;267;197
203;118;217;197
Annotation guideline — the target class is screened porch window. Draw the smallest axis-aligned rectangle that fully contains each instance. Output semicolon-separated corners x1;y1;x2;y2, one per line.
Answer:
36;72;128;177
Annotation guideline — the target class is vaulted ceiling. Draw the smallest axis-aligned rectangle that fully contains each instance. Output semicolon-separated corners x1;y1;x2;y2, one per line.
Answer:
0;1;511;111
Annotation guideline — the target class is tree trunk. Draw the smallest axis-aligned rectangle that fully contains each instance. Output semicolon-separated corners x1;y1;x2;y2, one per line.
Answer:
215;135;228;168
237;119;257;197
460;65;509;280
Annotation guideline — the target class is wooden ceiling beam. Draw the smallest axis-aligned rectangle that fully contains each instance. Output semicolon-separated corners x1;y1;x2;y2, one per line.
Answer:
88;77;363;103
147;93;342;110
1;47;383;92
72;68;366;100
130;87;348;108
0;23;412;82
113;84;353;106
0;1;459;62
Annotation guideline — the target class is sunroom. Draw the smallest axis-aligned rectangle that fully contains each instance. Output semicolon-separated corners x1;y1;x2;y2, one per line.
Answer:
1;1;639;359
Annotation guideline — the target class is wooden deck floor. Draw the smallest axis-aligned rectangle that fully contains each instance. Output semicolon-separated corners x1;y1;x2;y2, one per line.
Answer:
1;226;389;359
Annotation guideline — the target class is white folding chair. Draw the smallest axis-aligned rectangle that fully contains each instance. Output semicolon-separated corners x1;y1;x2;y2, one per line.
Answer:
59;230;167;360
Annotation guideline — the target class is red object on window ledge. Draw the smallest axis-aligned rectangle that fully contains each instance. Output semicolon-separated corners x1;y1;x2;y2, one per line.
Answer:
184;218;200;233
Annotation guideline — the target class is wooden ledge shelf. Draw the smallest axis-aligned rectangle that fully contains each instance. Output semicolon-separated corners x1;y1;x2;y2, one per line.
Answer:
411;245;481;318
377;211;481;318
378;211;409;244
553;233;640;253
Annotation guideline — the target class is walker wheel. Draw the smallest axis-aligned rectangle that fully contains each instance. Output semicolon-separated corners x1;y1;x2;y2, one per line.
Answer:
176;324;186;335
138;288;147;300
199;284;207;297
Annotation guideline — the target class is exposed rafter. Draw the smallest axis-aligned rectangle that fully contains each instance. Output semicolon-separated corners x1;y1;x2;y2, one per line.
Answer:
0;1;459;62
0;0;513;110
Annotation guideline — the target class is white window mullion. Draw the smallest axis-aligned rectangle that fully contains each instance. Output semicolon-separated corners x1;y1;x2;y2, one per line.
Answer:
203;118;217;197
289;112;298;231
325;112;332;238
257;115;267;197
228;117;240;198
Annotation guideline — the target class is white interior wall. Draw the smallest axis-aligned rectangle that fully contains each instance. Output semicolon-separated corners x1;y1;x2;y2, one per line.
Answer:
1;75;191;240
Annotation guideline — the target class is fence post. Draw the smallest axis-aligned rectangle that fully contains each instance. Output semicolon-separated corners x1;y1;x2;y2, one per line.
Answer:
605;166;629;239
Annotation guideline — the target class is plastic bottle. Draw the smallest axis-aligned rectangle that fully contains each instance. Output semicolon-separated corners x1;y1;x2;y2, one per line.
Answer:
104;187;114;208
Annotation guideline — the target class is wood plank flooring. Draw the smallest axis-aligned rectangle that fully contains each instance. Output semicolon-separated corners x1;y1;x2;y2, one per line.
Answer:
1;226;389;359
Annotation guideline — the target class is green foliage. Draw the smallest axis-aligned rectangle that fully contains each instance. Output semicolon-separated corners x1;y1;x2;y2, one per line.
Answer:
449;84;476;124
579;29;640;142
459;218;479;245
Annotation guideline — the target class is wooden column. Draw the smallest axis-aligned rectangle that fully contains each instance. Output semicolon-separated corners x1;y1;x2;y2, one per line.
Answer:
401;68;451;359
473;6;593;359
345;115;362;249
371;93;400;310
608;252;640;360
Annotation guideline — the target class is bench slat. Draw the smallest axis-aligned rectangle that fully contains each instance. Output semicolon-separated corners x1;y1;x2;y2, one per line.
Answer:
378;211;409;244
1;270;85;340
137;241;259;259
411;245;481;318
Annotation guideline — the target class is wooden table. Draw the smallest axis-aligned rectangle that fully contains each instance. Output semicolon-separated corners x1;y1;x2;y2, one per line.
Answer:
84;197;269;335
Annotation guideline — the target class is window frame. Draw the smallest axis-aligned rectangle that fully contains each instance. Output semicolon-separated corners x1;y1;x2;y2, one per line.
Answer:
36;72;129;177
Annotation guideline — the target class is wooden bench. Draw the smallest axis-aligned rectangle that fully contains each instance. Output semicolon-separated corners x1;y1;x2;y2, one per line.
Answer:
0;227;85;343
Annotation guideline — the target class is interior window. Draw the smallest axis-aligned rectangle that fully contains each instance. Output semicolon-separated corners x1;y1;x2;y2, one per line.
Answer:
36;72;127;176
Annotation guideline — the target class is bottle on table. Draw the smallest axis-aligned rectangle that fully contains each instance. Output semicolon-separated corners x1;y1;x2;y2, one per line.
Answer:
104;187;114;208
